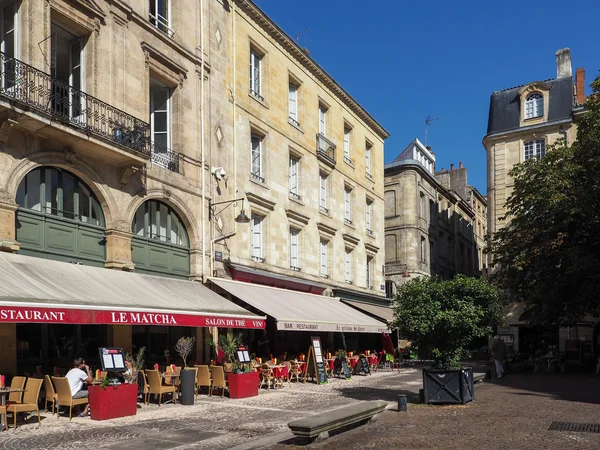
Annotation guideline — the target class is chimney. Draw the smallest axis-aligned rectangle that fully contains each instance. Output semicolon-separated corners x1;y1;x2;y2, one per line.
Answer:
459;161;463;169
556;48;572;78
575;68;586;105
450;163;454;171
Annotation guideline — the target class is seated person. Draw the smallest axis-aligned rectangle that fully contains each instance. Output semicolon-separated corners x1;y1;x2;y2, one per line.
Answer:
66;357;92;417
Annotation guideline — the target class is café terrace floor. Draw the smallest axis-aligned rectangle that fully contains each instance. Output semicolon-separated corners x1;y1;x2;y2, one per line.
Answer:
0;368;421;449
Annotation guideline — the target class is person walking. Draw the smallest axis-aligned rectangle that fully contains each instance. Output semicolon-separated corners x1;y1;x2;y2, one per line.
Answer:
490;335;507;379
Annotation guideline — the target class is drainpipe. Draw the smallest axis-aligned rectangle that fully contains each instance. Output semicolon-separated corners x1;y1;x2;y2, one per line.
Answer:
200;0;206;282
231;1;238;256
559;125;569;146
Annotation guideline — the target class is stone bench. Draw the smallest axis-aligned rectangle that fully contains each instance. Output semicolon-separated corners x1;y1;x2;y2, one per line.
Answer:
288;400;388;442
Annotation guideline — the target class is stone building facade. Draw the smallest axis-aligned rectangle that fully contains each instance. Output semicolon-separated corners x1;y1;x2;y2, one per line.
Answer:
384;138;486;297
0;0;212;374
207;0;389;306
483;48;587;352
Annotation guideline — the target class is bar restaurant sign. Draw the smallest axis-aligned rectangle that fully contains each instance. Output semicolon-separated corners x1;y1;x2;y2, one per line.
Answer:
0;306;266;329
277;320;388;334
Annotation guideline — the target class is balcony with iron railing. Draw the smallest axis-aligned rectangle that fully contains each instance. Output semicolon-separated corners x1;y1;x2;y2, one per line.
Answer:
316;133;336;167
150;141;181;173
0;52;150;159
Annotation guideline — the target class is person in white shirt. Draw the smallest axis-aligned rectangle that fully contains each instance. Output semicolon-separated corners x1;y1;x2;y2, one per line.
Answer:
65;357;92;416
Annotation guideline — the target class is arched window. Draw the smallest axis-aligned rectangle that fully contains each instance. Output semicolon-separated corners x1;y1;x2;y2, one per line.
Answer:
131;200;190;278
15;167;106;266
132;200;188;247
16;167;104;226
525;93;543;119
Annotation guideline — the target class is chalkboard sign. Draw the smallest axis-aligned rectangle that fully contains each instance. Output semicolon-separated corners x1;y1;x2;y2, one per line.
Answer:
341;360;352;380
358;355;371;376
304;337;328;385
98;347;126;372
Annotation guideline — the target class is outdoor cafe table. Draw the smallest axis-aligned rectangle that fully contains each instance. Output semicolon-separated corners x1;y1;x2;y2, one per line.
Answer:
0;388;25;431
325;358;336;372
348;357;359;369
367;355;378;367
271;365;289;385
163;372;180;402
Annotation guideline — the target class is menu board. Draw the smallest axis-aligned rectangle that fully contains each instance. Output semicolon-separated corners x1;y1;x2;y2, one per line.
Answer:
358;355;371;376
236;347;251;363
98;347;126;372
305;337;327;385
341;359;352;379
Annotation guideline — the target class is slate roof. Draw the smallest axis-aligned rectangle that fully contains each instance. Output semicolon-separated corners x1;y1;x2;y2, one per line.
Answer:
486;76;574;135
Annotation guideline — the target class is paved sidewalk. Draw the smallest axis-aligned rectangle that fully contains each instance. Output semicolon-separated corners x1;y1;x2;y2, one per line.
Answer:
267;371;600;450
0;368;420;449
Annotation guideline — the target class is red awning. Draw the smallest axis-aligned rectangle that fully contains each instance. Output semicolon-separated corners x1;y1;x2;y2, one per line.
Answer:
0;304;265;328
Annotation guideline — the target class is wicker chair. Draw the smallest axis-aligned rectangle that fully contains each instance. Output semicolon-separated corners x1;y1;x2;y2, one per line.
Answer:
209;366;227;397
43;375;57;415
289;361;304;383
145;370;176;406
139;370;150;405
51;377;88;420
7;376;26;403
194;365;212;397
281;361;292;387
7;377;43;429
259;364;275;390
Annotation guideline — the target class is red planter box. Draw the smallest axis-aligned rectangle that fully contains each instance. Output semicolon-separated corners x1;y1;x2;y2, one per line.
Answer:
89;383;138;420
228;371;259;399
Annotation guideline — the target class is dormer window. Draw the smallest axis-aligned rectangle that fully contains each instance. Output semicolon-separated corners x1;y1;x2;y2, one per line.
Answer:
525;93;543;119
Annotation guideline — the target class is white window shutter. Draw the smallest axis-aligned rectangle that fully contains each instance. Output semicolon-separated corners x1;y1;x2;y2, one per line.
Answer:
252;215;262;258
320;175;327;208
290;229;298;267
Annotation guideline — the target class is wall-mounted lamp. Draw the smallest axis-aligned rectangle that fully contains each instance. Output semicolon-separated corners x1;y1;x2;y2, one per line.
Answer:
209;197;250;224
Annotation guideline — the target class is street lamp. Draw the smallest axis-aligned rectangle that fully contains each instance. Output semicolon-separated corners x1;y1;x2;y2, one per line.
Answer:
209;198;250;224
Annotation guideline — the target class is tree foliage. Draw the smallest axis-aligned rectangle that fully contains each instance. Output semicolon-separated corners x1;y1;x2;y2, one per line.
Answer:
392;275;502;370
490;75;600;326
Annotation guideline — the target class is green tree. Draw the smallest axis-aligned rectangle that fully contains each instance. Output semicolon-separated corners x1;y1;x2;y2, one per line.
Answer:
392;275;502;370
489;75;600;326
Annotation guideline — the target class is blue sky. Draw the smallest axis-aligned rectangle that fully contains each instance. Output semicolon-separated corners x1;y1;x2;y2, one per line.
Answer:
254;0;598;193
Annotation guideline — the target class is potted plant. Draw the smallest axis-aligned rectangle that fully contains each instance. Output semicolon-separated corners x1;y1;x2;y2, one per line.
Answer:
392;275;502;404
174;337;196;405
209;334;259;398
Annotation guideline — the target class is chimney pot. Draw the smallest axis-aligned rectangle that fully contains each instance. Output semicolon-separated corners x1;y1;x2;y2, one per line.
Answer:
576;67;586;105
459;162;463;169
450;164;454;171
556;48;572;78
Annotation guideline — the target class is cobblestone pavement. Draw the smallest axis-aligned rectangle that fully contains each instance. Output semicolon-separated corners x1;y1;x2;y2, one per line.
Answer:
268;371;600;450
0;368;421;449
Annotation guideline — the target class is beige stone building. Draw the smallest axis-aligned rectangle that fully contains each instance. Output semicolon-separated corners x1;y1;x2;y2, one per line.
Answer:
0;0;270;377
384;138;486;296
205;0;392;354
483;48;588;353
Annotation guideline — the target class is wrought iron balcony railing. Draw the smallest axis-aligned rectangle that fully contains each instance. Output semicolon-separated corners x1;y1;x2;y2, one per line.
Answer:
150;141;180;173
0;52;150;156
316;133;336;166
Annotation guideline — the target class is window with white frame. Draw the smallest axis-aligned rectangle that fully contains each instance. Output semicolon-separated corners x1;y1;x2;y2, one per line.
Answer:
251;214;264;262
1;3;17;90
318;104;327;136
420;236;426;263
366;142;372;177
343;126;351;164
149;0;172;37
344;248;352;284
288;82;299;126
366;256;373;288
150;82;171;163
289;155;300;199
319;173;328;213
525;93;543;119
250;49;262;100
344;187;352;225
251;133;264;182
366;199;373;235
524;139;545;161
290;228;300;270
319;240;328;277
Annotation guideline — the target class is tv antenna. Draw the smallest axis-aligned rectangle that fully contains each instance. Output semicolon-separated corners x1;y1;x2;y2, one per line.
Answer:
424;116;439;146
294;28;310;42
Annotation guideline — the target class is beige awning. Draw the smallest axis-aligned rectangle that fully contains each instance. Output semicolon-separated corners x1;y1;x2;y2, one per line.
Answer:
210;278;389;333
0;253;265;329
341;300;394;323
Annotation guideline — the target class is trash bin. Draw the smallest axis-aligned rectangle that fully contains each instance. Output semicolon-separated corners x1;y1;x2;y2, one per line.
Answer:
179;369;196;405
